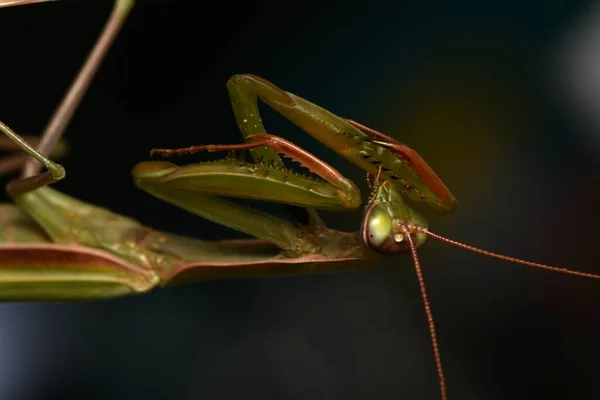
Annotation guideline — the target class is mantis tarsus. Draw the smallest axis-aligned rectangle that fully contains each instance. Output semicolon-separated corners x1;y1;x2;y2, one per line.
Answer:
0;1;599;399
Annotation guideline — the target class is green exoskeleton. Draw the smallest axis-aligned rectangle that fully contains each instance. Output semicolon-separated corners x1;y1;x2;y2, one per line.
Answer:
1;1;599;399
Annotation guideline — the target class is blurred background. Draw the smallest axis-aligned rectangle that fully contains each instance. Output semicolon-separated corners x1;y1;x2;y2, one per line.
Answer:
0;0;599;399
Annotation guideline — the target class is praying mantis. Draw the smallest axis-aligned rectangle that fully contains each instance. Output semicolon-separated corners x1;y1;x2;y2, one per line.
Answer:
1;1;599;399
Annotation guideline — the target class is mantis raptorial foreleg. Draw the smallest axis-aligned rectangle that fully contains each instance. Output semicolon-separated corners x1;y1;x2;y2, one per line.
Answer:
226;74;366;167
134;131;363;253
136;74;448;255
136;74;453;255
226;74;456;214
149;133;360;208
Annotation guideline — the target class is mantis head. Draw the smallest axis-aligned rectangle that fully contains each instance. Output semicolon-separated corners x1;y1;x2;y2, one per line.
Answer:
361;180;428;255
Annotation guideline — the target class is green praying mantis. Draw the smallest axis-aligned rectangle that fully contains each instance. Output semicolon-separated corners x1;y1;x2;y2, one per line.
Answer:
1;1;599;399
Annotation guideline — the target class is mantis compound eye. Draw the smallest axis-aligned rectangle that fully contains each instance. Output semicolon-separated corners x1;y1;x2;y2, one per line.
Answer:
361;204;412;255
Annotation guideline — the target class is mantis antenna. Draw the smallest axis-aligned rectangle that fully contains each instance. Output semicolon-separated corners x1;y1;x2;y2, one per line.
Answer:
406;232;448;400
404;224;600;400
420;228;600;280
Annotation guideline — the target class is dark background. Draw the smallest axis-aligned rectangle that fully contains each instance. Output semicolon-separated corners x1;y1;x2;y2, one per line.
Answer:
0;0;599;399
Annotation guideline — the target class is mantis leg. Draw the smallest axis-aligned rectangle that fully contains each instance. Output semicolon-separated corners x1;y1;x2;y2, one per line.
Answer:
0;1;169;301
135;132;363;253
150;133;360;208
345;119;455;208
133;164;304;252
0;121;161;299
226;74;457;214
0;120;165;299
0;121;65;198
227;74;369;167
0;1;56;7
226;74;372;229
0;121;122;243
0;0;138;247
0;134;68;176
21;0;134;178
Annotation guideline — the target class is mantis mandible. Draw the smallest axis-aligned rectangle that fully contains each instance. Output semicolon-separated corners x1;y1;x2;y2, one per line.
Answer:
1;1;599;399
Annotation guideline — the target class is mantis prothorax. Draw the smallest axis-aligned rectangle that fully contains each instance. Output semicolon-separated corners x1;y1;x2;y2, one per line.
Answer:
1;1;599;400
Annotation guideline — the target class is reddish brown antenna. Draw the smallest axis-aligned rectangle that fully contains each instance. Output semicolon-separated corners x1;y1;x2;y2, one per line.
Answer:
405;232;448;400
420;228;600;280
403;224;600;400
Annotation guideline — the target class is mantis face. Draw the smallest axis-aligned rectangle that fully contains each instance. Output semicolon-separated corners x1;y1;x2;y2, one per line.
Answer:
361;180;428;255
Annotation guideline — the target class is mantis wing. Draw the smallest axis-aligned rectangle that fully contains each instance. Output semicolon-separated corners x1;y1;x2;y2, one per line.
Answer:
0;242;158;301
